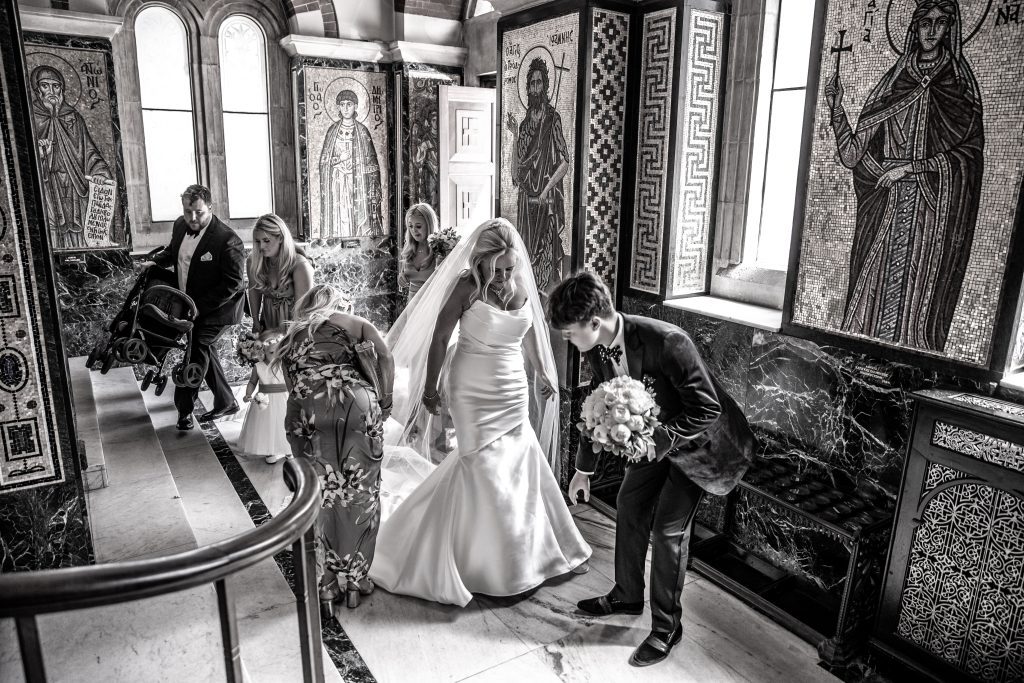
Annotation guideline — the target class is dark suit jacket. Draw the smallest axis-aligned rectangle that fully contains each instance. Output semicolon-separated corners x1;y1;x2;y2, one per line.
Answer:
576;314;755;496
151;215;246;326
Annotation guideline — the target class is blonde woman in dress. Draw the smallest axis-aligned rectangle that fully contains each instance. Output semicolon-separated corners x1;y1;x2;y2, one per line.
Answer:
397;203;439;299
248;213;314;334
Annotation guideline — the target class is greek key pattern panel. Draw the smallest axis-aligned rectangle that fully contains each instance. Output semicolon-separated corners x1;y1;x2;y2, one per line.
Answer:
897;481;1024;681
584;8;629;296
932;421;1024;474
629;8;676;294
670;9;724;296
0;50;64;492
947;393;1024;419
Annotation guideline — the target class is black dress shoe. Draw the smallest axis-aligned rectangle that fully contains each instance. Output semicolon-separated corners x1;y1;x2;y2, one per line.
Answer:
176;413;194;431
577;594;644;617
629;624;683;667
199;402;239;422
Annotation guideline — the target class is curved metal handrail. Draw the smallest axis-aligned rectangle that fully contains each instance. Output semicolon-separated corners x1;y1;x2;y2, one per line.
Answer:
0;458;325;683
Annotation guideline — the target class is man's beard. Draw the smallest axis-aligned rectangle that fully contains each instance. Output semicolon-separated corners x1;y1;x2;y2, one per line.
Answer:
42;97;60;114
527;92;545;110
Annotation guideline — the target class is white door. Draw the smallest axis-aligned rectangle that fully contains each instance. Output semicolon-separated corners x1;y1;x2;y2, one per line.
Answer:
438;85;496;235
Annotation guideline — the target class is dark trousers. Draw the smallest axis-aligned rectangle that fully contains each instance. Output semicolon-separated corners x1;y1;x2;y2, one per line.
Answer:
174;321;234;416
610;456;705;634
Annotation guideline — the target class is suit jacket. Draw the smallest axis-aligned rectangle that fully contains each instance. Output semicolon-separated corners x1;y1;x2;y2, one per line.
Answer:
152;215;246;326
576;314;755;496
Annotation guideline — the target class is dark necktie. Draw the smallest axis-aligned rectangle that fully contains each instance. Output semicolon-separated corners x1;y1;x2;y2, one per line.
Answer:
596;344;623;365
186;230;200;239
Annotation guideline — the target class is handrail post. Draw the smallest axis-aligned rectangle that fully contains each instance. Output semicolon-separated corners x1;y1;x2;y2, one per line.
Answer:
16;615;47;682
215;579;243;683
293;524;324;683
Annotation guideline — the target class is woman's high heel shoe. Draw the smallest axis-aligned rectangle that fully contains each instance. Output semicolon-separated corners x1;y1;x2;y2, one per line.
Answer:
319;583;340;621
345;577;375;609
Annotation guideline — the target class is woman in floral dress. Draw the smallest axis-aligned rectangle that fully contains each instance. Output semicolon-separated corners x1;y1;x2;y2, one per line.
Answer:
273;284;394;613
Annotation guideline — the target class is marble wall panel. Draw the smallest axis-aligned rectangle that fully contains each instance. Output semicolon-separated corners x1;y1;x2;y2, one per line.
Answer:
22;33;129;251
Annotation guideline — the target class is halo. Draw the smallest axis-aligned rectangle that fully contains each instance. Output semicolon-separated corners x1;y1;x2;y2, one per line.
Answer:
517;46;557;109
885;0;992;55
323;76;371;124
24;51;82;109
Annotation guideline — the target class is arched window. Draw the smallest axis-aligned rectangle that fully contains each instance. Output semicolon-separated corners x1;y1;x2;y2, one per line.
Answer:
218;14;273;218
135;6;198;222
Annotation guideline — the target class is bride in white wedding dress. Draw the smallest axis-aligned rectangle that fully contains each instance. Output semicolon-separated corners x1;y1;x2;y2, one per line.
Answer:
371;218;591;607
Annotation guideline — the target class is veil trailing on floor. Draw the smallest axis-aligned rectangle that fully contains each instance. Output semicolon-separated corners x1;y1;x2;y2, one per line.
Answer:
384;218;562;480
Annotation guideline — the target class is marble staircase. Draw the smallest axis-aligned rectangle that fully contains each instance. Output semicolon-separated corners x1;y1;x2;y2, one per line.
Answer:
0;359;341;683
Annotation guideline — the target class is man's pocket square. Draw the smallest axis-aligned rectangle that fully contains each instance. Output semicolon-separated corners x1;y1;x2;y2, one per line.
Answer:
200;252;213;262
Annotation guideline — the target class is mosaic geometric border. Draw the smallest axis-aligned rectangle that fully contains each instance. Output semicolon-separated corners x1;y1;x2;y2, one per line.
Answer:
583;8;629;296
931;421;1024;474
629;8;676;294
670;9;724;296
0;40;65;492
947;393;1024;419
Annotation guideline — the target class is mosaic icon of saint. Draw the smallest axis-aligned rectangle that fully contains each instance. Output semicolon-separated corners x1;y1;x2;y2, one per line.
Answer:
506;57;570;293
824;0;983;352
412;104;440;211
319;89;384;238
30;65;112;250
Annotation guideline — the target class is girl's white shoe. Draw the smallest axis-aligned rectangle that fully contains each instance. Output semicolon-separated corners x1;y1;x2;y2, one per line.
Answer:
265;453;287;464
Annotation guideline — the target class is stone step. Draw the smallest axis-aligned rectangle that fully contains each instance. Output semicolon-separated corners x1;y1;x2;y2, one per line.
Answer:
86;365;197;563
67;356;106;492
0;365;240;683
141;386;342;683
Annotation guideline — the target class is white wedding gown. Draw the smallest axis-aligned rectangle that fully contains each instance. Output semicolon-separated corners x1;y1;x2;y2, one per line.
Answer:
371;300;592;606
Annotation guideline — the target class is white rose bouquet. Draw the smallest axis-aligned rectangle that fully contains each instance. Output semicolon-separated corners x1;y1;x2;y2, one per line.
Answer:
252;392;269;409
427;227;460;260
577;376;661;463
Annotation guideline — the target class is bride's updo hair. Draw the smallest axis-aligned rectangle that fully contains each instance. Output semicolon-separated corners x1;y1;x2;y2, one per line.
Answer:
271;283;353;368
467;218;519;305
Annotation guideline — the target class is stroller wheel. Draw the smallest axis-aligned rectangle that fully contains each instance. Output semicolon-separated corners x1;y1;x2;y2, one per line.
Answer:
155;375;168;396
123;338;149;364
141;369;155;391
181;362;205;389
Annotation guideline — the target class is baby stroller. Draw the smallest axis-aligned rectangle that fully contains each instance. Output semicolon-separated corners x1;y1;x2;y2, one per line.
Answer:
85;260;205;395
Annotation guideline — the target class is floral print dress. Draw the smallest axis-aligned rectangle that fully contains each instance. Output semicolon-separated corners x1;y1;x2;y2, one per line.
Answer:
282;322;384;593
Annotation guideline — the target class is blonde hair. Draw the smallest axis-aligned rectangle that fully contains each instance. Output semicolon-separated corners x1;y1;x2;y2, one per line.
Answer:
271;283;353;368
400;203;439;265
249;214;300;291
466;218;519;305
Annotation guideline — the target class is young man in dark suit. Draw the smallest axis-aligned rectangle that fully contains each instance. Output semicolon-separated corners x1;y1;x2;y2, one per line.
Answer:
145;185;246;430
547;271;755;667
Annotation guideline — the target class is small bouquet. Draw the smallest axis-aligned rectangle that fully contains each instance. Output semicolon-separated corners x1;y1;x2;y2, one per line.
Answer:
577;376;661;463
427;227;460;260
251;392;269;410
236;332;265;366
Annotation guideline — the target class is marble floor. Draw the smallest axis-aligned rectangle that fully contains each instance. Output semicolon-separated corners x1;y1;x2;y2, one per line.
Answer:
211;392;838;683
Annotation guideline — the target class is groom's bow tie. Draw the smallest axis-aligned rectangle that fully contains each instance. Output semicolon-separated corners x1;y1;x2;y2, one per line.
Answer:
596;344;623;365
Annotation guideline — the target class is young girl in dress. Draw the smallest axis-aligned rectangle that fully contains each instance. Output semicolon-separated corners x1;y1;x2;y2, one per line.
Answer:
238;332;291;464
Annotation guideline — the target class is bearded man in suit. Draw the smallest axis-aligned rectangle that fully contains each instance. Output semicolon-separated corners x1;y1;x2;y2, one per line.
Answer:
547;271;755;667
145;184;246;430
